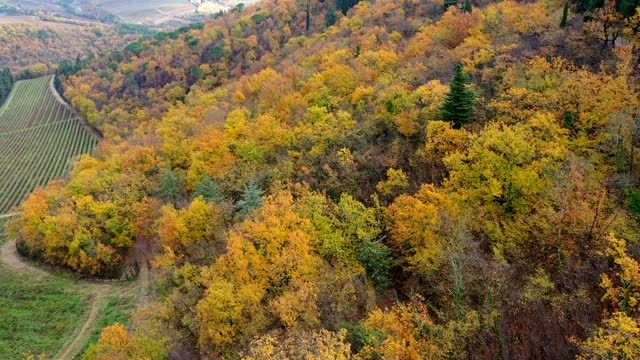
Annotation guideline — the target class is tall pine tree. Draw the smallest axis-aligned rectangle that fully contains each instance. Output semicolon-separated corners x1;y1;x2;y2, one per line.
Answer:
464;0;472;13
560;1;569;28
193;174;225;204
441;64;476;128
236;179;264;218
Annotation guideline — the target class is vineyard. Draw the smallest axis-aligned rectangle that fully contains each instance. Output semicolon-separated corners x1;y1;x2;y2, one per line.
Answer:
0;76;98;214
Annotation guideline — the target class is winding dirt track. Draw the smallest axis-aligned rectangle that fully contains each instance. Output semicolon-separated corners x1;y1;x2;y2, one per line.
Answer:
0;239;150;360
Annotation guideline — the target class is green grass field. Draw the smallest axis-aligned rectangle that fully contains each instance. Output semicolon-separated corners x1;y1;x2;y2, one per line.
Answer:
0;76;98;214
0;216;135;359
0;216;89;359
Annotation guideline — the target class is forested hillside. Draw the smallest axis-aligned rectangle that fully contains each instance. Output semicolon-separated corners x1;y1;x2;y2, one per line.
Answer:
6;0;640;358
0;21;141;71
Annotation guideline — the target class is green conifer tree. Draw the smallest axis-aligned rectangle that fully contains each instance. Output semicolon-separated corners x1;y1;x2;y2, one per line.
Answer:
464;0;472;13
560;1;569;28
306;0;311;32
441;64;476;128
193;174;225;204
158;167;180;206
326;5;337;27
236;179;264;218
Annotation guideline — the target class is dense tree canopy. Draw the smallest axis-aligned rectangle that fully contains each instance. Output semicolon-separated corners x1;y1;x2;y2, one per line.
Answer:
6;0;640;358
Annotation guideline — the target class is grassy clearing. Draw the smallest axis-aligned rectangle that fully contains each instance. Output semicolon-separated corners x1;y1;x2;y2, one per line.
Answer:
76;296;135;359
0;270;88;359
0;218;89;359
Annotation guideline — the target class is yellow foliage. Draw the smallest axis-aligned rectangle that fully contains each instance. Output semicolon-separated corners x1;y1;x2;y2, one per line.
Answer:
385;184;459;275
601;233;640;315
577;312;640;359
360;300;435;359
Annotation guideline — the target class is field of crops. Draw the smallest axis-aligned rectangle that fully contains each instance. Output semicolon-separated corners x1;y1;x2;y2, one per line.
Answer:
0;76;98;214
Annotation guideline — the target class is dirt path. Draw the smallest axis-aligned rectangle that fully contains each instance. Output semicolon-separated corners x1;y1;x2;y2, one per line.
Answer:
0;240;48;280
0;212;18;219
0;239;150;360
55;295;101;360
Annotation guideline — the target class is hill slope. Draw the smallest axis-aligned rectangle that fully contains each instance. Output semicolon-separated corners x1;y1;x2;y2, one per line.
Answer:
7;0;640;358
0;76;98;214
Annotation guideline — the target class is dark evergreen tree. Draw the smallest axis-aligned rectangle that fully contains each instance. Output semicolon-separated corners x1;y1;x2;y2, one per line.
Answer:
444;0;458;10
356;238;393;290
306;0;311;32
617;0;640;17
0;67;13;107
464;0;472;13
583;0;597;21
326;4;337;27
158;167;180;206
336;0;358;15
441;64;476;128
193;174;225;204
236;179;264;218
561;1;570;27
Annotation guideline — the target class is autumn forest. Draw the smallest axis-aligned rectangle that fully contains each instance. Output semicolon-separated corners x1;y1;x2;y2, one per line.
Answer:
3;0;640;358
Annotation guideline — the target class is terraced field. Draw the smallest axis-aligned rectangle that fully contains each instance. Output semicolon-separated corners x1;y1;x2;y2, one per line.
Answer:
0;76;98;214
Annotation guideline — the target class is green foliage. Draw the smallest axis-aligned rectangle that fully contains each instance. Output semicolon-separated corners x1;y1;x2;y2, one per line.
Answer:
356;237;392;289
209;45;225;60
441;64;476;128
561;1;570;27
158;167;180;206
306;0;311;32
627;187;640;219
0;67;13;106
124;42;145;56
337;0;359;15
326;5;338;27
464;0;473;13
235;179;264;217
114;23;158;37
193;174;225;203
341;321;381;353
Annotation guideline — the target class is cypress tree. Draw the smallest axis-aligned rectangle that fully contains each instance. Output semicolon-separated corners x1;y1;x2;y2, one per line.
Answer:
3;67;13;86
441;64;476;128
560;1;569;28
326;5;337;27
306;0;311;32
464;0;472;13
